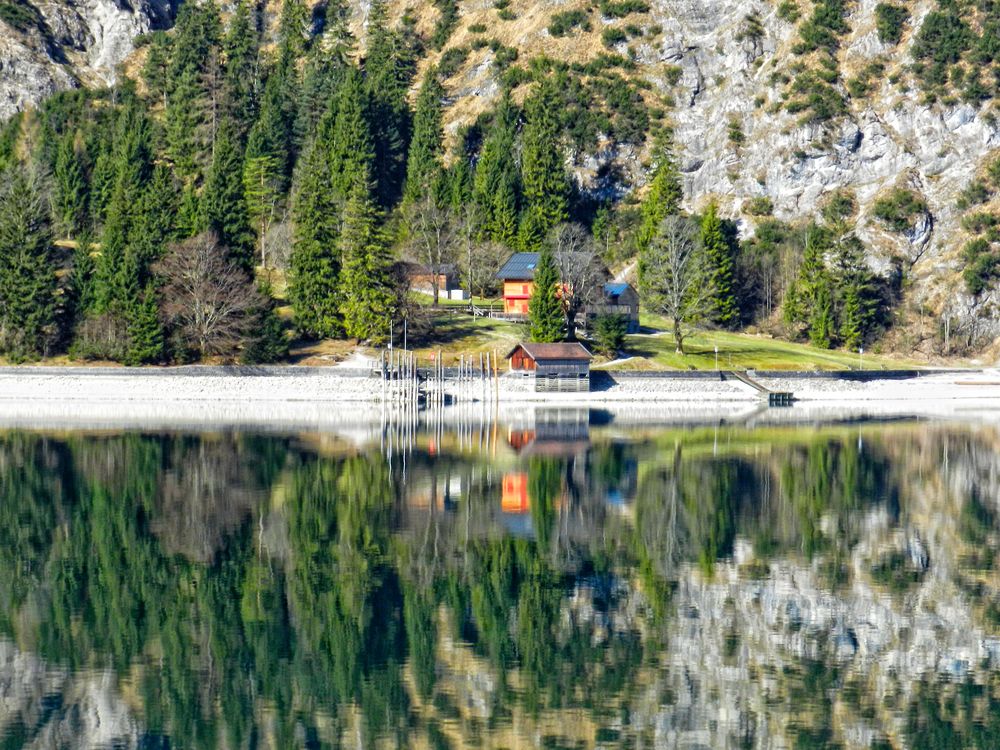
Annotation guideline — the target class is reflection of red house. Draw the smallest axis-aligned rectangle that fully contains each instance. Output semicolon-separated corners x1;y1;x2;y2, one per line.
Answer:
501;473;530;513
507;429;536;450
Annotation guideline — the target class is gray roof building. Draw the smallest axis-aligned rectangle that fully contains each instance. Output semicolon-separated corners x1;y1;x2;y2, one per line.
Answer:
496;253;541;280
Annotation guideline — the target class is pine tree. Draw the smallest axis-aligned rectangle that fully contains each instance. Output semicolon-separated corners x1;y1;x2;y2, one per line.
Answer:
700;201;738;327
403;69;445;206
242;281;289;363
637;129;682;253
165;2;222;179
221;1;261;133
53;130;87;236
446;135;473;210
296;0;352;141
176;182;205;240
528;246;564;342
519;77;569;250
131;165;178;270
330;68;375;199
124;286;164;365
205;120;255;268
290;118;342;339
785;225;837;347
834;234;879;349
339;178;397;343
472;96;519;245
809;274;835;349
277;0;310;60
142;31;172;110
0;172;58;360
95;103;153;315
365;0;417;206
69;231;96;320
242;151;282;267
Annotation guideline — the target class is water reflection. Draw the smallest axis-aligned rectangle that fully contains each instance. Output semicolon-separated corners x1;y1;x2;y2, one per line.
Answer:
0;419;999;748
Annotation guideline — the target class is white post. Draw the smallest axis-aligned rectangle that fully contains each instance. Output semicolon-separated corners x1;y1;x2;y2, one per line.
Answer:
859;346;864;371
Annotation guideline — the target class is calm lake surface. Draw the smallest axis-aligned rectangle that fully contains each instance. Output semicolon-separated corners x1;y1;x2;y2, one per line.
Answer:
1;411;999;749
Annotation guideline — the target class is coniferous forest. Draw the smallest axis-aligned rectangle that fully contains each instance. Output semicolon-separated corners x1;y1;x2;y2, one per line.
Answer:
0;0;901;364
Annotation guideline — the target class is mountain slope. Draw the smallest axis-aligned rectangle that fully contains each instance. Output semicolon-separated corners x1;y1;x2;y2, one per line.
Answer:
3;0;1000;356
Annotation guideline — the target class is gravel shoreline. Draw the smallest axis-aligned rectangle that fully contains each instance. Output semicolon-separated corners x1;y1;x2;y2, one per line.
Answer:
0;367;998;432
0;366;998;407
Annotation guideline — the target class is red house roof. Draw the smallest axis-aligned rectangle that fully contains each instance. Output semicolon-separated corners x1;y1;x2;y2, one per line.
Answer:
505;342;593;362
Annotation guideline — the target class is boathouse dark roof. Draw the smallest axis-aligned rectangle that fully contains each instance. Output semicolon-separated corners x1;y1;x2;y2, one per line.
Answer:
505;342;593;362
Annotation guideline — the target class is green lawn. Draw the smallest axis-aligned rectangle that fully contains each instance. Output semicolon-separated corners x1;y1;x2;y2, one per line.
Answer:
405;310;525;362
601;314;924;371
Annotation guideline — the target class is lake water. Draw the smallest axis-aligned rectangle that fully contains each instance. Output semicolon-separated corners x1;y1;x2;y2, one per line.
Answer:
1;410;999;748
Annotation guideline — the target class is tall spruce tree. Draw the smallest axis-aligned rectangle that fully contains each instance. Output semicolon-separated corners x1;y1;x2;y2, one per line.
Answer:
164;2;222;179
95;103;153;315
700;202;738;327
329;68;374;197
472;96;519;245
365;0;416;206
0;172;57;360
289;113;343;338
296;0;352;142
125;286;165;365
519;78;569;250
834;234;879;349
339;178;397;343
637;129;682;253
221;1;261;135
403;69;445;206
785;226;836;347
53;130;87;236
809;274;835;349
528;246;564;342
142;32;171;111
205;120;255;268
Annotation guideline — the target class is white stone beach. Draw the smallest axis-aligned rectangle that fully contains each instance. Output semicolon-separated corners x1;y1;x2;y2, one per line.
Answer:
0;366;999;432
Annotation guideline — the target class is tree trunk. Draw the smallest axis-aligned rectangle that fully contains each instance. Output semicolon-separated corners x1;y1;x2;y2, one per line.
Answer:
673;317;684;354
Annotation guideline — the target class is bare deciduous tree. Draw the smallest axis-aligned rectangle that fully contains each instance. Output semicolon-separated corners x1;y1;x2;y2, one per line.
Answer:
548;222;608;339
154;232;265;358
638;215;714;354
467;240;508;301
262;220;293;272
405;193;458;305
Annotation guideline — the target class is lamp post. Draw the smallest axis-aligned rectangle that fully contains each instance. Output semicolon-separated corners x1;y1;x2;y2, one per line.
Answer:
714;345;719;371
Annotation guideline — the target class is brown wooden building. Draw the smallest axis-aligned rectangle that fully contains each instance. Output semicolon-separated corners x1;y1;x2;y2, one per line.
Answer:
506;342;593;391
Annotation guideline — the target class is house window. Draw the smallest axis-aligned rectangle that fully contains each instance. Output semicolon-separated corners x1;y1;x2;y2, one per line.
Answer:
522;284;529;295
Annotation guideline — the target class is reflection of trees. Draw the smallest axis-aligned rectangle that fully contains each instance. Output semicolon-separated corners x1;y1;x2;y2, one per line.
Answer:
1;426;997;748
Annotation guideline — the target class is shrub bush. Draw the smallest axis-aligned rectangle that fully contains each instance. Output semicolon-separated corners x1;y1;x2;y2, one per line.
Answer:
598;0;649;19
874;3;909;45
962;237;999;295
957;180;993;211
438;46;469;78
602;27;628;47
593;314;628;356
548;10;590;37
912;10;971;64
871;188;928;232
745;196;774;216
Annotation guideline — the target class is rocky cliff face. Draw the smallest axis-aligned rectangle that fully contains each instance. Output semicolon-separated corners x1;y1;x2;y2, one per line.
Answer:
0;0;175;121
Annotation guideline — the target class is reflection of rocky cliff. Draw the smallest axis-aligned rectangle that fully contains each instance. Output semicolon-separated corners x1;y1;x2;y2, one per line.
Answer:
2;424;1000;748
0;640;138;748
